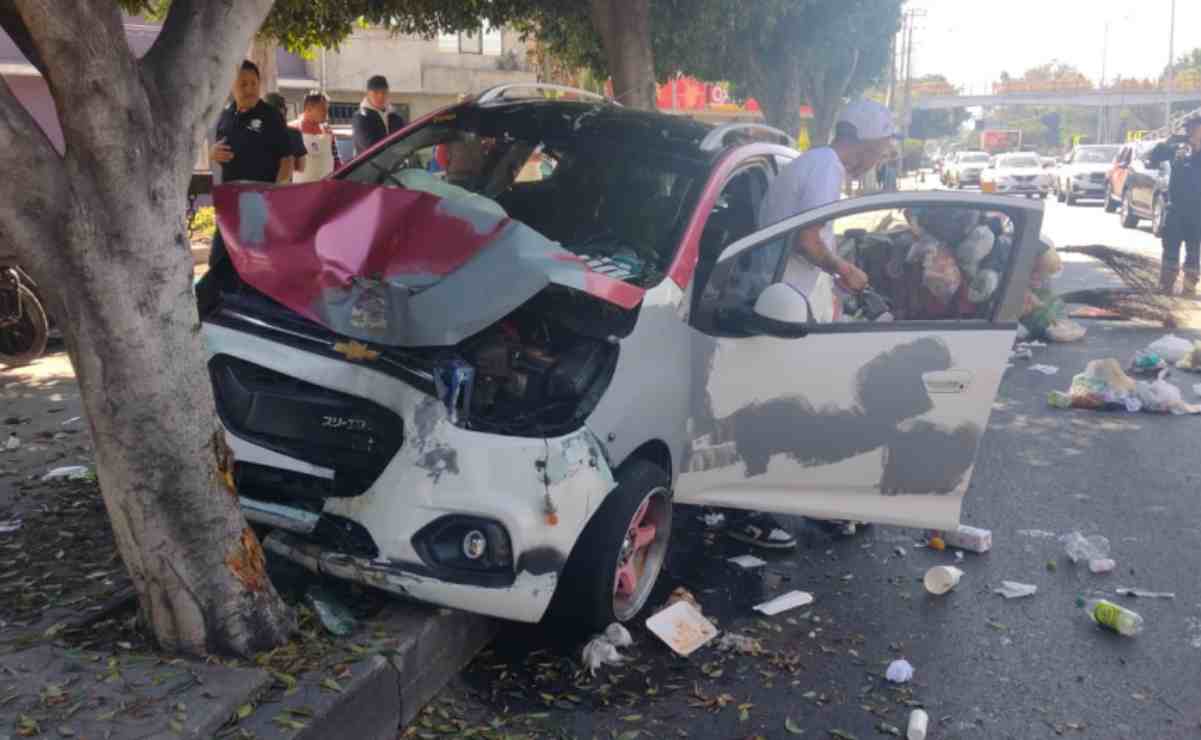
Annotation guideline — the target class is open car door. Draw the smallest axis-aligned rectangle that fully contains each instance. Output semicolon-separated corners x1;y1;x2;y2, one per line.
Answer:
676;192;1043;530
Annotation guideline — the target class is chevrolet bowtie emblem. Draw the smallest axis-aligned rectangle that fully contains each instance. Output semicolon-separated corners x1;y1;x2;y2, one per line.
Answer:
334;340;380;362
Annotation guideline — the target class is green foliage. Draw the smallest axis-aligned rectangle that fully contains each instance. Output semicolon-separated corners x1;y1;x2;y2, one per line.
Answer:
188;206;215;239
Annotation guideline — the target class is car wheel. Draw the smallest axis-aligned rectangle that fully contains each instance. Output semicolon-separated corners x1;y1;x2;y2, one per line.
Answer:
547;458;672;631
1120;190;1140;229
1104;188;1119;213
1152;195;1166;237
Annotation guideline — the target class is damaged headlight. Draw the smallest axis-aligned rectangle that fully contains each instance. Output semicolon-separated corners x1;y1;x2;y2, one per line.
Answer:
413;515;513;575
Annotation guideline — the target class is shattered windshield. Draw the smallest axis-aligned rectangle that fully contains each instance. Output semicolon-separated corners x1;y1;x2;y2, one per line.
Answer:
340;104;708;288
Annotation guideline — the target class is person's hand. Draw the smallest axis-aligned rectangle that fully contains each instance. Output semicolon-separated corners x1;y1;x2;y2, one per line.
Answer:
211;139;234;164
835;259;868;293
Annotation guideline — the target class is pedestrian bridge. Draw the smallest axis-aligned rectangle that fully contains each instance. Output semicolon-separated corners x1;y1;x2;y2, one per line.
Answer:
914;90;1201;110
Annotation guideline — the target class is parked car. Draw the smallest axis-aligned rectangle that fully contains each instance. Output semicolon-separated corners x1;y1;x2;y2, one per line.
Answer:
1108;139;1169;234
198;86;1042;629
1054;144;1120;205
946;151;991;188
980;152;1051;198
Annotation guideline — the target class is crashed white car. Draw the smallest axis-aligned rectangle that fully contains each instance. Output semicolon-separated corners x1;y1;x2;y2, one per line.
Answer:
1054;144;1120;205
980;153;1051;198
198;87;1041;629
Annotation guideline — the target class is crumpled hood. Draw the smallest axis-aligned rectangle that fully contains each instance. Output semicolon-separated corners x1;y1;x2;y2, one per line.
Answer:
212;181;645;347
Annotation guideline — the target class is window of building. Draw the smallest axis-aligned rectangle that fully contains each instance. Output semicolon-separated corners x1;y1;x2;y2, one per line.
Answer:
437;24;503;56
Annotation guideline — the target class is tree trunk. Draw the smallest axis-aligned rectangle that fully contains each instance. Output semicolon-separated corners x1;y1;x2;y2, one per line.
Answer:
0;0;290;657
756;64;803;142
249;35;279;94
589;0;656;109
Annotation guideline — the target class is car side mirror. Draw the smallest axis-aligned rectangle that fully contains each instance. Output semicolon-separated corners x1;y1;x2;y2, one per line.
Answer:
749;283;812;338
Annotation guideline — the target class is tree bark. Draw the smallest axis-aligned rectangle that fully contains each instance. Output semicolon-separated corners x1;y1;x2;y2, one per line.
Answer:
755;64;803;141
589;0;656;110
1;0;291;657
248;35;279;94
803;49;861;146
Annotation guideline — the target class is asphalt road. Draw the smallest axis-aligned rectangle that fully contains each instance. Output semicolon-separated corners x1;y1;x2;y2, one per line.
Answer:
429;192;1201;739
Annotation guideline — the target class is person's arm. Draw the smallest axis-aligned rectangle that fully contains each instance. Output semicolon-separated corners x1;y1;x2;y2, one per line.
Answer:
277;157;294;183
791;226;867;291
352;113;374;155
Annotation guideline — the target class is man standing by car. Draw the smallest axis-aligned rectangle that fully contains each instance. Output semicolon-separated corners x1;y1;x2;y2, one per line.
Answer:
211;61;294;185
353;75;406;156
723;99;895;551
264;92;309;181
291;92;342;183
1150;117;1201;295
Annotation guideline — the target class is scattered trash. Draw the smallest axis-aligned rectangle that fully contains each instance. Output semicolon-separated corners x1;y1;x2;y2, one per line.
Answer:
939;525;992;553
927;536;946;551
993;581;1038;599
907;708;930;740
1146;334;1194;364
1053;359;1137;411
923;566;964;595
41;465;90;482
582;623;634;674
1130;350;1167;376
1135;373;1201;415
4;434;19;451
664;586;701;612
1194;384;1201;397
1010;348;1033;361
0;518;22;534
715;632;762;654
1017;529;1057;539
1017;340;1048;350
1081;598;1144;636
728;554;767;569
885;658;914;684
752;590;815;616
603;622;633;648
1061;531;1110;564
582;635;628;674
303;585;356;637
699;512;726;528
60;416;81;426
954;550;964;562
1046;560;1057;572
1176;341;1201;372
1088;558;1117;574
894;546;907;557
646;600;717;656
1115;587;1176;600
1029;364;1059;375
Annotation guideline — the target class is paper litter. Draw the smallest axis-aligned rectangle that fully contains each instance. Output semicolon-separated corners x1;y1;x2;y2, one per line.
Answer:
752;590;815;616
885;658;914;683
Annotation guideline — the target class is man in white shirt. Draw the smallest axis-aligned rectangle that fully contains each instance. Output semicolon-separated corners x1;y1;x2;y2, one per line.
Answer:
725;99;896;551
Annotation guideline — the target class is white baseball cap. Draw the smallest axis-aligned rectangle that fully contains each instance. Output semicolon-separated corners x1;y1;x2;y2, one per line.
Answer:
837;99;896;141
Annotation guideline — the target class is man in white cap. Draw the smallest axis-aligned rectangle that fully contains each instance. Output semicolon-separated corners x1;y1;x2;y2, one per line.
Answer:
757;98;897;308
723;99;895;551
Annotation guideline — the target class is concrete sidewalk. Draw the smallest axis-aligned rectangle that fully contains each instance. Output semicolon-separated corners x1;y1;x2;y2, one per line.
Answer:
1;602;495;739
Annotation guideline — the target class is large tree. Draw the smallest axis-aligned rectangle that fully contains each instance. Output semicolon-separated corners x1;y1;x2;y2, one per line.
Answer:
0;0;598;657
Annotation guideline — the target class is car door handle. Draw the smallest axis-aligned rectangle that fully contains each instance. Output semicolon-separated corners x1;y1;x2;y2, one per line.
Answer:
922;369;973;394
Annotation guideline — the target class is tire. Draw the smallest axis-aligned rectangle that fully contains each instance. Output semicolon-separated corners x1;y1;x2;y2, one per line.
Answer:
1104;188;1119;213
1120;190;1140;229
547;459;672;631
0;284;49;367
1152;195;1166;238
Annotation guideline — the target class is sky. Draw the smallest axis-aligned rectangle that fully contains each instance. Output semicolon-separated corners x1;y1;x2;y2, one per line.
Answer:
905;0;1201;94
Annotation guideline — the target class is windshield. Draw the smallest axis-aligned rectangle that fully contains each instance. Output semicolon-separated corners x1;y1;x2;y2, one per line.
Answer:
961;154;990;163
999;156;1040;168
339;104;708;288
1075;147;1118;164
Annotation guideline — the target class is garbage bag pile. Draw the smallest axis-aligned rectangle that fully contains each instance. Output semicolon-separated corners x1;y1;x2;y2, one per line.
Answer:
1021;244;1087;343
1048;357;1201;415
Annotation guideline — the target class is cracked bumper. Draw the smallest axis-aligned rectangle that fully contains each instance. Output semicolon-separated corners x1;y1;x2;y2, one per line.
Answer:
204;322;617;623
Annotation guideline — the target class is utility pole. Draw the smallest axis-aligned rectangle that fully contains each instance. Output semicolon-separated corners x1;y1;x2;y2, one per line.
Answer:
885;33;897;110
1097;20;1109;143
900;8;925;174
1166;0;1176;132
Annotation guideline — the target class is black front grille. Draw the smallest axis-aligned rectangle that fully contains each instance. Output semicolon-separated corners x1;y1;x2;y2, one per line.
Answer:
210;355;403;497
1090;173;1106;183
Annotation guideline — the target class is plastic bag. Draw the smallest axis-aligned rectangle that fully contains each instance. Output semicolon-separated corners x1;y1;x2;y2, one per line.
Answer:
910;207;981;244
1021;288;1066;338
1061;531;1110;563
1130;350;1167;375
1135;374;1201;414
920;245;963;303
956;226;995;279
1067;359;1136;410
1045;318;1086;343
1146;334;1194;364
968;269;1001;304
1176;341;1201;372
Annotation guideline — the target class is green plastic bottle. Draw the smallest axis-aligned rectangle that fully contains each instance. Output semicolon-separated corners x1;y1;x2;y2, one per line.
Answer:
1083;598;1144;636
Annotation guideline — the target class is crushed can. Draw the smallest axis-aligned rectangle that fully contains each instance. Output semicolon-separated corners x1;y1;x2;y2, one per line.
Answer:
435;359;475;426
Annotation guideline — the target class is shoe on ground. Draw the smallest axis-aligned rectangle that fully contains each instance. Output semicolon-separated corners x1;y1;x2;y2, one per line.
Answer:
725;512;797;550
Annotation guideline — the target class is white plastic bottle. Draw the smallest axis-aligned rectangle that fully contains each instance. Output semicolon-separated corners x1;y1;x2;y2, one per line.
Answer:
1083;598;1143;636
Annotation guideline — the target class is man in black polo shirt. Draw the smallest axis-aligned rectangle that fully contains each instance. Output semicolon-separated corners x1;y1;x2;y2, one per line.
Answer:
211;61;293;184
1150;117;1201;295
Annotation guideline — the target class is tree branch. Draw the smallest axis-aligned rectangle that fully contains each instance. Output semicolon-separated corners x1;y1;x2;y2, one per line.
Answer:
142;0;274;131
0;0;45;75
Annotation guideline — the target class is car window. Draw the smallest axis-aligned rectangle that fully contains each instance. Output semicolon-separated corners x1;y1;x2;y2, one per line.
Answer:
999;155;1041;168
961;154;990;164
339;108;708;288
1076;147;1118;164
698;204;1022;332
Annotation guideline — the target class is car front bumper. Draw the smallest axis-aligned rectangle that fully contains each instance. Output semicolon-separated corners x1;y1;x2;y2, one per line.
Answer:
204;321;617;623
1068;179;1107;197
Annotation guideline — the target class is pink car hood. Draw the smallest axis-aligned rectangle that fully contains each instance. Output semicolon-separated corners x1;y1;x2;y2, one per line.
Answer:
212;181;645;347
